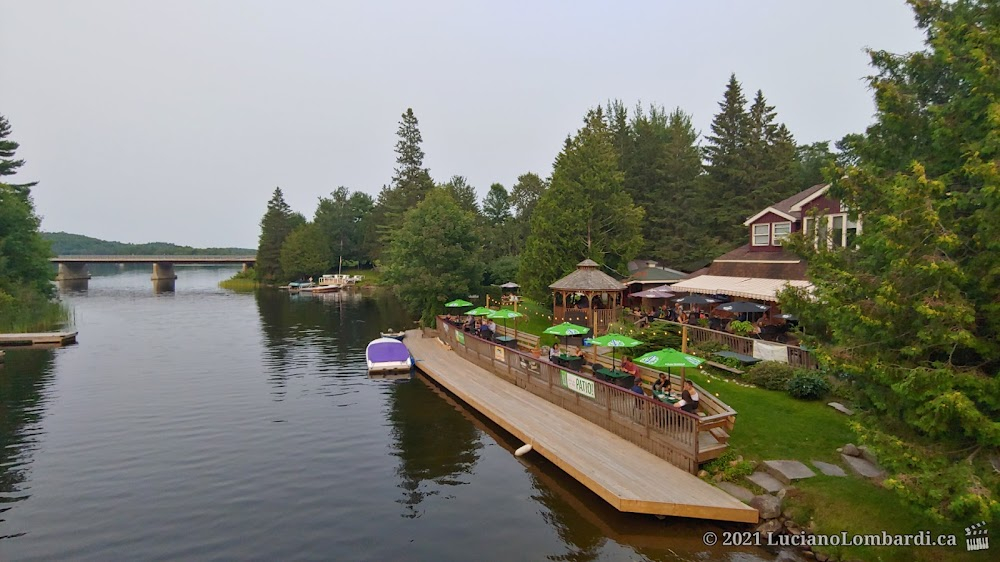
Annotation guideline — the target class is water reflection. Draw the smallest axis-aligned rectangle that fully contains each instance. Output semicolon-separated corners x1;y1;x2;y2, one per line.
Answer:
0;349;57;540
386;377;482;519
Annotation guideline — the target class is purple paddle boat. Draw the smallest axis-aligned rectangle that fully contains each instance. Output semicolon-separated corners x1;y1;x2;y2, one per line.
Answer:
366;337;413;373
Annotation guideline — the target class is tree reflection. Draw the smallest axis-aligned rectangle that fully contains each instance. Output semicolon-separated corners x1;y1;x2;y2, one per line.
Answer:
0;349;57;540
386;376;482;518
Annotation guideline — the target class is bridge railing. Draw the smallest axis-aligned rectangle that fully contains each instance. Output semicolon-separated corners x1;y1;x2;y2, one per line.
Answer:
50;255;256;262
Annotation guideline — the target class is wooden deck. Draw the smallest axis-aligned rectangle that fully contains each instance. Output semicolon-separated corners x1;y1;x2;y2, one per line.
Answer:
404;330;758;523
0;331;77;347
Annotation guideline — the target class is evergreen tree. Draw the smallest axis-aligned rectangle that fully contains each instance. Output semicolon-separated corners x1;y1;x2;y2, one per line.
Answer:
703;74;751;243
383;188;483;325
509;172;548;252
747;90;798;209
314;187;374;267
279;222;332;281
481;183;511;225
519;108;644;300
782;0;1000;522
440;175;479;215
792;141;836;189
256;187;304;282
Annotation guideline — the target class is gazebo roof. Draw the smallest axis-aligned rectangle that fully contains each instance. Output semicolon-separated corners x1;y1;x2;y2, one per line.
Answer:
549;259;626;292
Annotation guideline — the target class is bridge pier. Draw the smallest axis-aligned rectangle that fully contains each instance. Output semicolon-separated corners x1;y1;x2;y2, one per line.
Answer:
242;262;252;273
151;262;177;281
56;262;91;281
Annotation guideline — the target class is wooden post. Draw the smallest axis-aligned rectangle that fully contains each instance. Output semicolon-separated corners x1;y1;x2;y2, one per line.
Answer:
591;298;599;365
513;298;518;342
680;324;689;389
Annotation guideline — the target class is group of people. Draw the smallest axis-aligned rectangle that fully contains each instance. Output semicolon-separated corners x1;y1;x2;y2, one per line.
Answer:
461;316;497;340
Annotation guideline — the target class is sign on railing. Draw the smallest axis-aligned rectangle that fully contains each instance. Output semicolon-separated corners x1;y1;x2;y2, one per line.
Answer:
560;369;596;399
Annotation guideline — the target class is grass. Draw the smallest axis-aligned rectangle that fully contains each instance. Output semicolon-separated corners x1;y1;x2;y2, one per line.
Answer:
0;288;72;333
338;267;381;286
218;277;258;292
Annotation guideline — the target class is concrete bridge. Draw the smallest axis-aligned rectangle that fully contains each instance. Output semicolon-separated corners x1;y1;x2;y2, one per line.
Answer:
51;255;256;291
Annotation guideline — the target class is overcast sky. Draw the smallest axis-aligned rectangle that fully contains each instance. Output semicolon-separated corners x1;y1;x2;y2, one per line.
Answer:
1;1;926;248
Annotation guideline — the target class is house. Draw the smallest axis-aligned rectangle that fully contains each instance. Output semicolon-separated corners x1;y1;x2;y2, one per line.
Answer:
671;183;857;302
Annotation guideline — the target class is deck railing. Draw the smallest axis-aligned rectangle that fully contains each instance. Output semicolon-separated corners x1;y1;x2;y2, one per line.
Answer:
646;319;818;369
437;317;726;473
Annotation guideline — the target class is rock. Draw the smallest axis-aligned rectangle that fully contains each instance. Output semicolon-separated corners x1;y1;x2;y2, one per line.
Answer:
750;494;783;519
836;447;843;453
787;524;803;536
811;460;847;477
717;482;755;502
842;443;860;457
697;470;708;478
713;472;725;482
747;471;785;493
857;445;878;465
827;402;854;415
756;518;784;535
777;486;800;499
775;550;807;562
764;460;816;484
815;554;829;562
841;453;886;479
802;552;815;559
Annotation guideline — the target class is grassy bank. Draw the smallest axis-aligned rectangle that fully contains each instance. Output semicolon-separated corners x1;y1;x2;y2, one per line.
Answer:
218;267;258;292
0;288;72;333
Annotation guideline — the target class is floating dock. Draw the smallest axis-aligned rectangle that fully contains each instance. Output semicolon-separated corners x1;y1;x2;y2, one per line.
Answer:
0;331;78;347
404;330;758;523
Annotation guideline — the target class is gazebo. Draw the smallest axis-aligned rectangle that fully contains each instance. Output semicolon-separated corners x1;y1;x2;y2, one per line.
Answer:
549;259;626;335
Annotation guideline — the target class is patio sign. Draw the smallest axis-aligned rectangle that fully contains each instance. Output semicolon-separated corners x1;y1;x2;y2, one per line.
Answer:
455;331;465;345
560;369;595;399
494;346;505;362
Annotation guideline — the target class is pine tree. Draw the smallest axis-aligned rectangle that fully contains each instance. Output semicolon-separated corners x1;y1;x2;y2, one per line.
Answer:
440;175;479;214
256;187;304;282
314;187;374;267
482;183;511;225
279;222;332;281
519;108;643;300
509;172;548;252
704;74;752;243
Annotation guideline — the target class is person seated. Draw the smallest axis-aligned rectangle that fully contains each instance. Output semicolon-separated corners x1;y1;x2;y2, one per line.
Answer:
630;377;645;395
464;317;475;332
620;356;638;376
486;319;497;340
675;380;700;414
548;342;561;362
652;372;670;393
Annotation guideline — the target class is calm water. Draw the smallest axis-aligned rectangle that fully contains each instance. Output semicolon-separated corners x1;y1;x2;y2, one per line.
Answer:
0;267;774;561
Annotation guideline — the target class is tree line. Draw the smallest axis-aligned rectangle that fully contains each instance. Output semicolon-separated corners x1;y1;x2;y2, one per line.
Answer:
42;231;255;256
0;114;63;332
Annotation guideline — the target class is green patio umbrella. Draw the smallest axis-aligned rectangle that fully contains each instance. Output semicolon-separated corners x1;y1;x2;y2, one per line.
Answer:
588;333;643;371
487;308;524;340
445;299;474;308
464;306;492;316
634;348;704;389
543;321;590;351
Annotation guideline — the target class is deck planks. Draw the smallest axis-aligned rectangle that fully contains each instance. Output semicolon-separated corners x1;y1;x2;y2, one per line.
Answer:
404;330;758;523
0;331;77;347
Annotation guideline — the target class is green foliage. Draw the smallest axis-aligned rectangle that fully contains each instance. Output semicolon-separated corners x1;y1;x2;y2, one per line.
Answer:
518;108;644;300
782;0;1000;452
703;75;800;248
786;370;832;400
856;424;1000;523
0;285;70;332
280;222;332;281
256;187;304;283
219;268;258;292
702;451;755;483
42;232;255;256
745;361;796;390
482;182;511;225
314;187;375;267
728;320;754;336
440;176;479;215
793;141;836;189
383;188;483;326
509;172;548;253
483;255;519;287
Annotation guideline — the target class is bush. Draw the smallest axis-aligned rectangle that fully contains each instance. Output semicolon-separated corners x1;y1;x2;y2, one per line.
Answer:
692;340;729;354
702;450;756;483
745;361;796;390
729;320;755;336
786;370;832;399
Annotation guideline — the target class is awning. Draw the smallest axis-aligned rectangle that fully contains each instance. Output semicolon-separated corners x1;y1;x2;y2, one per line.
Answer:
670;275;812;302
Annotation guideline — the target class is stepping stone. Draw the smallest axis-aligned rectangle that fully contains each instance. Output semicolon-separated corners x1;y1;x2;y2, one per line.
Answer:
747;471;785;493
763;460;816;484
811;460;847;477
717;482;755;502
841;453;886;479
828;402;854;415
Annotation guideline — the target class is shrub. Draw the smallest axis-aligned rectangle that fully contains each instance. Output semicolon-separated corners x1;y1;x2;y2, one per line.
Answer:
702;450;756;483
729;320;755;336
745;361;796;390
692;340;729;354
786;370;832;399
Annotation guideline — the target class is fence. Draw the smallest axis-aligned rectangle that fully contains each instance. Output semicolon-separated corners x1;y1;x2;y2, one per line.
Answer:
655;320;818;369
438;317;729;473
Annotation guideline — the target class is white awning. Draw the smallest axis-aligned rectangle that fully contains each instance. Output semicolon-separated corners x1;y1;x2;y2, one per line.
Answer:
670;275;812;302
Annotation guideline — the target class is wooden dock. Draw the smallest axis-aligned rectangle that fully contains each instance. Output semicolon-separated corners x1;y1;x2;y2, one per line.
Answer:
404;330;758;523
0;331;78;347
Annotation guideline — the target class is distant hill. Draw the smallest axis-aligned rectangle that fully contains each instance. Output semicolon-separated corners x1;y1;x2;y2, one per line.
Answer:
43;232;255;256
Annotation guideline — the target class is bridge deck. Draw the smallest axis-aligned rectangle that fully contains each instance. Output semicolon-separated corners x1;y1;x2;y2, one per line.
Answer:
404;330;757;523
50;255;255;263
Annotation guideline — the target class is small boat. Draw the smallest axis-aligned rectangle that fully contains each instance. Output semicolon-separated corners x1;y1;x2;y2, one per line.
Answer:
366;337;413;372
379;330;406;340
310;284;340;293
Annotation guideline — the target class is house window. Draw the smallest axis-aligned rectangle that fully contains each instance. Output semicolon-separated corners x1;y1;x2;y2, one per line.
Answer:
772;222;791;245
752;224;770;246
831;215;845;247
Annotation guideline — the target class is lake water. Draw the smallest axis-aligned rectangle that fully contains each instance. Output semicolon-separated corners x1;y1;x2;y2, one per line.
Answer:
0;267;774;561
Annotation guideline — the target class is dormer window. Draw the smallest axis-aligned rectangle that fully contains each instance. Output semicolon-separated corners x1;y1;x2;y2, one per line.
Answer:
772;222;791;245
752;224;770;246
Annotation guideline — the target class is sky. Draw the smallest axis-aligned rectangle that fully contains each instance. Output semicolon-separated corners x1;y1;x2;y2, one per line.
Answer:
1;1;927;249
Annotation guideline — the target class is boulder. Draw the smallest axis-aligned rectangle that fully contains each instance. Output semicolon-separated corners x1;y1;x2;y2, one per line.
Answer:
763;460;816;484
747;471;785;493
842;454;886;479
697;470;708;478
827;402;854;415
815;553;829;562
750;494;783;519
756;518;784;535
857;445;878;465
811;460;847;477
842;443;860;457
717;482;755;503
